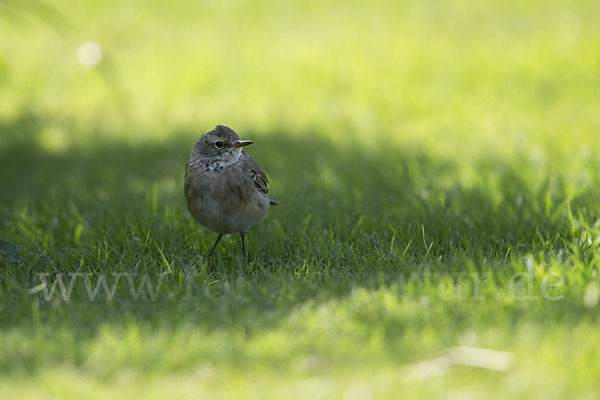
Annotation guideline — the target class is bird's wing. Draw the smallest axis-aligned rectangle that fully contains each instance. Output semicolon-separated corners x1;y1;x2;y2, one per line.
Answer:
241;152;269;194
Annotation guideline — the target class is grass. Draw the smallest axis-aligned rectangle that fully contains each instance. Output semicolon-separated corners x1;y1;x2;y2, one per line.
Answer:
1;0;600;398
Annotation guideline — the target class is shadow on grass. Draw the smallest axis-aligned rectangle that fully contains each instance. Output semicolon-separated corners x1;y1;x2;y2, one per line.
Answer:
1;114;599;374
1;114;593;260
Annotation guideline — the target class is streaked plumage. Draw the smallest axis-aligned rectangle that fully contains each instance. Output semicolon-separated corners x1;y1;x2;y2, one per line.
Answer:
184;125;277;261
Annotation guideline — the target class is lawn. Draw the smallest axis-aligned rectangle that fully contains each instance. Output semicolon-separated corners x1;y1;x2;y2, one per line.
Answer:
1;0;600;398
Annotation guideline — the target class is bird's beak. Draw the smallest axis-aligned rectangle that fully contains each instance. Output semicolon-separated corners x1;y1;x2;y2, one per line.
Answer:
232;140;253;148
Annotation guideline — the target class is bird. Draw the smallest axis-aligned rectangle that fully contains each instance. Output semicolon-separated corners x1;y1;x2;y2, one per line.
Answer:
184;125;278;263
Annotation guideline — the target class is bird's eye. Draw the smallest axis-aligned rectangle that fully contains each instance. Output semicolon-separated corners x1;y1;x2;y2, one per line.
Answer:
215;141;224;149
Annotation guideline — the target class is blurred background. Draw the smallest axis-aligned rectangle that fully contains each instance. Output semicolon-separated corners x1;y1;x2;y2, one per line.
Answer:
3;0;599;225
2;0;598;153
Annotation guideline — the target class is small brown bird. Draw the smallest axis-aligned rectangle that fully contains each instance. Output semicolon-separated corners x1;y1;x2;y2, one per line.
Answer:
184;125;278;262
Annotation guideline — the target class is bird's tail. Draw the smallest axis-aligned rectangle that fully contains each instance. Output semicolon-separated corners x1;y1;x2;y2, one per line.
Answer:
270;199;280;206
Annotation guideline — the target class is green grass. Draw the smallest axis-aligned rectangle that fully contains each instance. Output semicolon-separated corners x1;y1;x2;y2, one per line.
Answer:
1;0;600;398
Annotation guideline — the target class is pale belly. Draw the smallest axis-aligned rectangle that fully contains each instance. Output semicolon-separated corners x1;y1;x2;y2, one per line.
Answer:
185;169;269;234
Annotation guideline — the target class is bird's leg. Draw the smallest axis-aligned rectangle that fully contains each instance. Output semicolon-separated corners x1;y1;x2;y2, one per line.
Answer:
207;234;223;261
240;232;248;263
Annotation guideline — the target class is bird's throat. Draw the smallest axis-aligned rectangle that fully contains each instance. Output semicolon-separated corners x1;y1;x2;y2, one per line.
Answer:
202;148;242;171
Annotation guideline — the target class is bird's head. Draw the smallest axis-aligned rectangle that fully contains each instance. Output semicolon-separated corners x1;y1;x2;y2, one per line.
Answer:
192;125;253;163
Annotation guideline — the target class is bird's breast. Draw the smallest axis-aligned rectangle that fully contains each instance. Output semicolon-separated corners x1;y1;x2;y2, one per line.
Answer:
184;162;269;234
